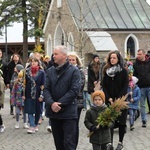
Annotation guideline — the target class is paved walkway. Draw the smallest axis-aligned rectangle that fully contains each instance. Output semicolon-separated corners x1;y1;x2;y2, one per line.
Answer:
0;89;150;150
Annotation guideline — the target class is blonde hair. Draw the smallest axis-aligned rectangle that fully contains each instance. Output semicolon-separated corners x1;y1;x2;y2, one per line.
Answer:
68;52;83;67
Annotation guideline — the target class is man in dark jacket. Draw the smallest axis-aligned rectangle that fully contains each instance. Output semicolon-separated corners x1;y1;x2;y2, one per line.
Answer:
133;49;150;128
44;45;81;150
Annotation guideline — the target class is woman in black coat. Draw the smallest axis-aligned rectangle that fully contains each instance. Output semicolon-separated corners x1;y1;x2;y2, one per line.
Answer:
6;53;23;115
102;50;128;150
88;54;101;95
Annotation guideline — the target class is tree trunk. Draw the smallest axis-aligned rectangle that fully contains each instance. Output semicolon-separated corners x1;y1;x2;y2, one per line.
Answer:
22;0;28;64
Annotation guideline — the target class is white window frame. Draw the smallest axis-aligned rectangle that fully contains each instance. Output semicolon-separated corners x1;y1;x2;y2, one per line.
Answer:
57;0;62;8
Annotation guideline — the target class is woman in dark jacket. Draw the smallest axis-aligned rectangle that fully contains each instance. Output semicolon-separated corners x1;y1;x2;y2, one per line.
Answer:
88;54;101;95
6;53;23;115
102;50;128;150
68;52;85;148
24;57;46;134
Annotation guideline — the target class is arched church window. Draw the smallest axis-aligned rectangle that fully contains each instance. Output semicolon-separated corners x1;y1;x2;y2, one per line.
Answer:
61;33;64;45
127;37;135;58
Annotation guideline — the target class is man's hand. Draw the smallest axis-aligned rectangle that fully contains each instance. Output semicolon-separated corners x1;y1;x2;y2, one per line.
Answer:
51;102;61;113
38;97;43;102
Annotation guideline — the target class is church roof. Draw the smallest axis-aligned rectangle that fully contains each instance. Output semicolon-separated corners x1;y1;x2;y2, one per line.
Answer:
67;0;150;30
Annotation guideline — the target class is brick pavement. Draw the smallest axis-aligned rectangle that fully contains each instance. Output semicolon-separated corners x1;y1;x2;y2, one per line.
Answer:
0;89;150;150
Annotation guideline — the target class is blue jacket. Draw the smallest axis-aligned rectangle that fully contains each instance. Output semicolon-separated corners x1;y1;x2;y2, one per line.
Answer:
44;61;81;119
127;85;141;110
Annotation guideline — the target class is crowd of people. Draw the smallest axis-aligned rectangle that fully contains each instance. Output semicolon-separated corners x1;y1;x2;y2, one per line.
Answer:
0;47;150;150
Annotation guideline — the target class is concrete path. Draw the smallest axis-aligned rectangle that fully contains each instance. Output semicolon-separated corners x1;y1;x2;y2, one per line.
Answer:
0;89;150;150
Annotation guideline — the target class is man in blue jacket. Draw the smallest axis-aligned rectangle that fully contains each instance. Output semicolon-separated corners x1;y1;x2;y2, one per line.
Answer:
44;45;81;150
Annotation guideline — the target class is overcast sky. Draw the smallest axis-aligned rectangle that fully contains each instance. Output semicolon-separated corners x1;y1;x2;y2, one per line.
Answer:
0;22;35;43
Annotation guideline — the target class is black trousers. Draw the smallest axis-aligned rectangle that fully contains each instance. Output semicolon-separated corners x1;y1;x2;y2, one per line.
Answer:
0;113;3;126
92;143;108;150
76;107;82;148
51;118;77;150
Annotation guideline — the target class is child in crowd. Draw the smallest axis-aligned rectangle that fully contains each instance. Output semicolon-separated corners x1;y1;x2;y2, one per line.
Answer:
128;76;141;130
84;90;112;150
10;64;28;129
0;74;5;133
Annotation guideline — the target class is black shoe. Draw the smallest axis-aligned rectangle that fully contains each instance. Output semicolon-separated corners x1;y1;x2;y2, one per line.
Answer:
142;121;147;127
10;111;14;115
10;106;14;115
107;143;114;150
115;142;124;150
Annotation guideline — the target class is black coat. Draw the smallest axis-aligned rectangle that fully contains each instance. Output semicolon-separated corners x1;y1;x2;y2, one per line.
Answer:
102;68;128;103
102;68;128;125
24;69;46;114
44;61;81;119
88;61;100;94
5;60;23;85
84;104;111;145
133;55;150;88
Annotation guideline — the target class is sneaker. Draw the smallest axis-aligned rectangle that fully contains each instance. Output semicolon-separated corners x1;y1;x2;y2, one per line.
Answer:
0;125;5;133
15;122;20;129
27;127;35;134
42;111;45;117
115;142;124;150
34;126;39;132
23;123;29;129
130;125;134;131
47;126;52;133
142;121;147;127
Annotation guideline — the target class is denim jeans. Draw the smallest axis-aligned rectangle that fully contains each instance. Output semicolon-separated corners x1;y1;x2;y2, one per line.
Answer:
83;91;91;109
140;87;150;122
28;114;35;127
128;108;136;126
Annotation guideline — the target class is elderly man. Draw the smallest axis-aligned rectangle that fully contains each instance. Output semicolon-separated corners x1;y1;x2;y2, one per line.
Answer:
133;49;150;128
44;45;81;150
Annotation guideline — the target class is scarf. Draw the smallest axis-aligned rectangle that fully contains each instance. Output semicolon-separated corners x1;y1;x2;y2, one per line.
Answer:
31;66;39;76
27;67;40;99
106;64;122;77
